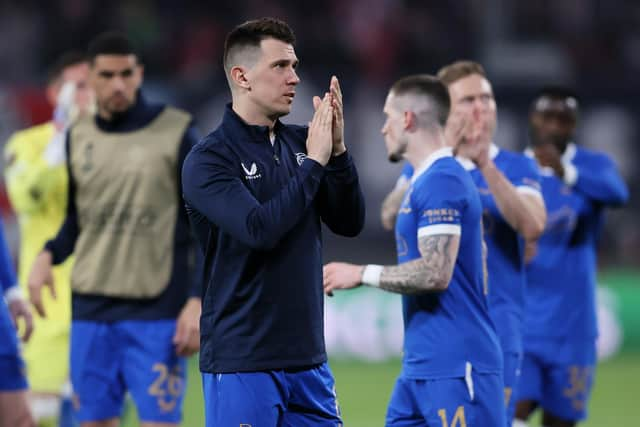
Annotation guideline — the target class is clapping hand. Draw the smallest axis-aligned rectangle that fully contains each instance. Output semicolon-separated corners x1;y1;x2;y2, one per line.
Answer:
312;76;346;156
306;94;334;166
455;116;492;169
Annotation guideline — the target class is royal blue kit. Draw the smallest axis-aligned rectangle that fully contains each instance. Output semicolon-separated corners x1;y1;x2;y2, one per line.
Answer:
389;148;503;427
0;222;28;392
0;300;28;391
517;144;628;421
399;145;541;424
201;362;341;426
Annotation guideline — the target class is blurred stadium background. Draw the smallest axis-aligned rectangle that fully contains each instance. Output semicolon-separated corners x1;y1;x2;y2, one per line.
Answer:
0;1;638;425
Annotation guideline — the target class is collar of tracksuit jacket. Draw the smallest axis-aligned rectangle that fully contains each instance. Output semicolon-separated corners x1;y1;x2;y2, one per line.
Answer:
217;103;354;175
220;103;288;144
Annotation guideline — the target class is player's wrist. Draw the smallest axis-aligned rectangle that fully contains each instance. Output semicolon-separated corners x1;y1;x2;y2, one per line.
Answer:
332;143;346;157
306;153;329;167
361;264;383;288
38;249;53;263
185;296;201;307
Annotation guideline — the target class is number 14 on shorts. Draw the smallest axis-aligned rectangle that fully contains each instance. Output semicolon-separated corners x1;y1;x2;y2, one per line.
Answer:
438;406;467;427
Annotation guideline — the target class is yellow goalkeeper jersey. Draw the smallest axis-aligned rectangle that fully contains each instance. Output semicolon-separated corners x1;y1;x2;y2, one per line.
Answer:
4;121;73;392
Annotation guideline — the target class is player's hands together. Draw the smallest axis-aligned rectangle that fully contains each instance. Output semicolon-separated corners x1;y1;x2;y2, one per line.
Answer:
7;293;34;342
456;117;492;169
323;262;365;295
173;297;201;357
28;250;56;318
306;94;334;166
313;76;346;157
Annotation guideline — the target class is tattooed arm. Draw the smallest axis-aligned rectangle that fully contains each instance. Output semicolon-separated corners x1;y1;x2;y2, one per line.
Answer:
323;233;460;295
380;180;409;231
376;233;459;293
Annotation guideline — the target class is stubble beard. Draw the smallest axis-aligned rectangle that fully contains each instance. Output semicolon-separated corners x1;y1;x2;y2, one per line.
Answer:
388;137;408;163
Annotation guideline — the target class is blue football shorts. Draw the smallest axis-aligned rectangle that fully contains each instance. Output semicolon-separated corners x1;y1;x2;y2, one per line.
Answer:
70;320;187;423
386;369;505;427
0;299;28;391
503;351;523;425
202;362;342;427
516;336;596;421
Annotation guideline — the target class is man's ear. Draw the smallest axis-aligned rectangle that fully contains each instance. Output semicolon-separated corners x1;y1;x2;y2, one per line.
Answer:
403;111;416;132
230;66;250;90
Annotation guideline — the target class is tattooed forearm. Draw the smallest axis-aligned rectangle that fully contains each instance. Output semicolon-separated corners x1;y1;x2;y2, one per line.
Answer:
381;181;409;230
378;233;459;294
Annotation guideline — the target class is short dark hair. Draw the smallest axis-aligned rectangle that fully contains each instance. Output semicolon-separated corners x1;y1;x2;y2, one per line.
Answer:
223;17;295;72
46;51;87;85
87;31;138;64
390;74;450;127
437;60;487;87
531;85;580;114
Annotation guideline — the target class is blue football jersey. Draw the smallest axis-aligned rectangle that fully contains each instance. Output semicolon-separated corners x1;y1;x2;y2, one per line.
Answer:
524;144;628;341
399;145;541;354
395;147;502;379
458;146;541;354
398;162;414;184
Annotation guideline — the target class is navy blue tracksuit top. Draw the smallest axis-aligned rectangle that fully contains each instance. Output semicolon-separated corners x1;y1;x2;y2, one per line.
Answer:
182;105;365;373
